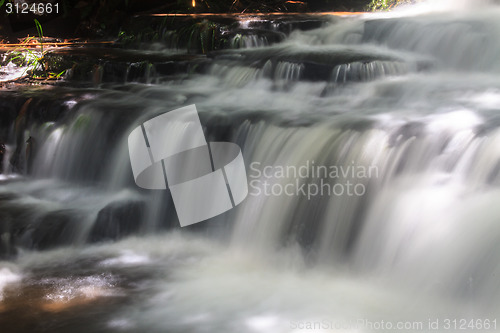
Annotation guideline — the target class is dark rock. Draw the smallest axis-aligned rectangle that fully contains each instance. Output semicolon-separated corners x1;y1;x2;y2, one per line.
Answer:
88;200;145;243
31;210;75;250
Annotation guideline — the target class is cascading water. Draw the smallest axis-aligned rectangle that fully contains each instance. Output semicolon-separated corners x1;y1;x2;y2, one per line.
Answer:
1;3;500;332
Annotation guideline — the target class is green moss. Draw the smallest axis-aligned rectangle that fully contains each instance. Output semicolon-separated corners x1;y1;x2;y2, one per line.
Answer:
72;114;92;131
368;0;419;11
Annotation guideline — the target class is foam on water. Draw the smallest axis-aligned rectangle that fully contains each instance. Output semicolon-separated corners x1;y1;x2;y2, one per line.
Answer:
2;231;488;332
0;267;21;301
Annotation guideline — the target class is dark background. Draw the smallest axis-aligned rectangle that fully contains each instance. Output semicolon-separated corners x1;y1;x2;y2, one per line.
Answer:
0;0;370;42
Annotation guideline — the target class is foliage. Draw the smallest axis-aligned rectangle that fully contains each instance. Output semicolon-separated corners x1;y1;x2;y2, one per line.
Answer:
179;20;220;54
34;19;44;53
368;0;418;11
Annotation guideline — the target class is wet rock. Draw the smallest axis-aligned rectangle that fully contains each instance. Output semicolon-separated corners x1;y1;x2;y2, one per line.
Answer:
243;17;328;33
0;143;6;173
224;29;287;48
31;210;76;250
88;200;145;243
0;212;16;258
218;44;404;67
0;197;38;258
211;44;433;85
43;49;206;83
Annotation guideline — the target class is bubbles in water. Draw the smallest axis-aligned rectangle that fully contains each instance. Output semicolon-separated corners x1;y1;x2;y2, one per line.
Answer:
0;267;21;301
